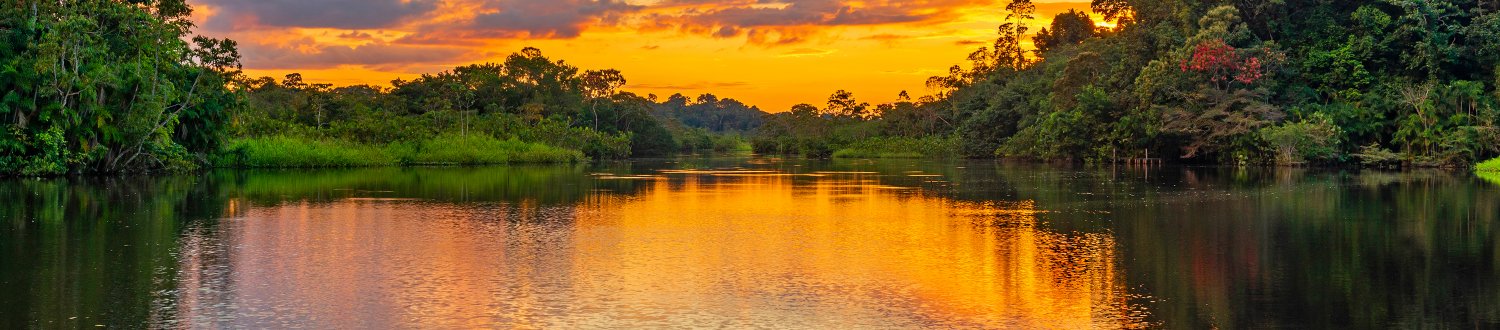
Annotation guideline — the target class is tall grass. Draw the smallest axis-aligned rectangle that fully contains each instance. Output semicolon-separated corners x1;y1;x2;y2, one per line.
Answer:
216;134;584;168
1478;157;1500;185
1477;157;1500;172
405;134;585;165
832;136;961;159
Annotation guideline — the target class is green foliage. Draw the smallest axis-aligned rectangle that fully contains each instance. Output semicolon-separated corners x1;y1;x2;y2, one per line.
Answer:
228;47;762;162
895;0;1499;167
673;126;750;154
1477;157;1500;185
1354;143;1405;169
405;134;586;165
216;135;583;168
218;136;397;168
649;93;765;133
1;0;242;175
832;136;960;159
1033;10;1097;56
1260;113;1342;165
13;0;1499;171
1477;157;1500;172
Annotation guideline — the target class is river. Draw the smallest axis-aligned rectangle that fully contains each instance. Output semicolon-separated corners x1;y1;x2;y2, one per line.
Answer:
2;157;1497;328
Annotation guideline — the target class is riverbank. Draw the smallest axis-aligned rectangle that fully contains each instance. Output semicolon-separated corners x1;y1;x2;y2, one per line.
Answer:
214;135;586;168
1479;157;1500;184
830;136;961;159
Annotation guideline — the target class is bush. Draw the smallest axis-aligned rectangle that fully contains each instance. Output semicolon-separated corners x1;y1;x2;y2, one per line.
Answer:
1260;114;1342;165
516;119;632;159
1353;143;1404;169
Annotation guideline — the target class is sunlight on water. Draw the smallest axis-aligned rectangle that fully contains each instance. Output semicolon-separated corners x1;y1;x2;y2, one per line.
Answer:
7;161;1497;328
168;170;1151;328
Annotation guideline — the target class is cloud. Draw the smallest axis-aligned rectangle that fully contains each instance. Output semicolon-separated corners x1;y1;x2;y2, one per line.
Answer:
778;48;835;57
644;0;989;44
389;0;644;45
469;0;643;38
337;31;376;40
198;0;439;30
241;41;471;71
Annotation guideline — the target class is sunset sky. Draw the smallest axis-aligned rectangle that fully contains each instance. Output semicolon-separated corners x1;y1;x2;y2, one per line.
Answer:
188;0;1093;111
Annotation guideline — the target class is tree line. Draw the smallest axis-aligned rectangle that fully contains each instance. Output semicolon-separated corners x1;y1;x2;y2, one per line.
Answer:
761;0;1500;166
3;0;1498;175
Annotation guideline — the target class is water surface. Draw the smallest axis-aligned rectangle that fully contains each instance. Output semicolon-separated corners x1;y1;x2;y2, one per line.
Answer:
3;158;1497;328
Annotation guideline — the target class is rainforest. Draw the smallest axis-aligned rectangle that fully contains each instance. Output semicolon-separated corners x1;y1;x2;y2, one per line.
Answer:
4;0;1500;175
5;1;1500;328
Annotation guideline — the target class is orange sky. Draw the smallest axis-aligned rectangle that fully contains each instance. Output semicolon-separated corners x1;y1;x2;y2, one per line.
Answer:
188;0;1093;111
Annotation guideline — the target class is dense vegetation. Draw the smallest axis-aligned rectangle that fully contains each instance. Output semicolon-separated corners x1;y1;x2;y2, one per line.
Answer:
757;0;1500;167
1;0;240;175
225;48;768;167
4;0;1498;176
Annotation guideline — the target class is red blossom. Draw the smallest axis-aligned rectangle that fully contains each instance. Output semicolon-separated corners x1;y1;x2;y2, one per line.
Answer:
1179;39;1272;86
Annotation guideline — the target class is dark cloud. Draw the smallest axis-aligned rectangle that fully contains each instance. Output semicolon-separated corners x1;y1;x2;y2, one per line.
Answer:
337;31;376;40
390;0;644;45
241;41;470;70
647;0;987;44
469;0;642;38
199;0;438;30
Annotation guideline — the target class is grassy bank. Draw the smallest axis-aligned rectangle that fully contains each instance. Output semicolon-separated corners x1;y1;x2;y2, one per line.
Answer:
1478;157;1500;172
1479;158;1500;185
216;134;585;168
832;136;960;159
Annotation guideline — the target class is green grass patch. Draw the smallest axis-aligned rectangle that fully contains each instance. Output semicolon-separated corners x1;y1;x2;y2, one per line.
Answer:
833;136;960;159
406;134;585;165
1477;157;1500;172
217;134;584;168
1478;157;1500;185
1479;171;1500;185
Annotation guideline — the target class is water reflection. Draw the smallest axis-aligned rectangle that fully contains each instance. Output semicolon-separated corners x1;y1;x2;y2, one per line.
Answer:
2;160;1498;328
171;170;1147;328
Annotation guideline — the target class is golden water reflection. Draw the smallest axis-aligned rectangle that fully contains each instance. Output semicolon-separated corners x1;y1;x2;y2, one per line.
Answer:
175;171;1152;328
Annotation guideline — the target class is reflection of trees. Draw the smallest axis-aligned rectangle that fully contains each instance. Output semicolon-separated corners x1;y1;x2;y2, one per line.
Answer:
925;164;1500;327
0;176;227;328
1103;168;1500;328
212;165;655;206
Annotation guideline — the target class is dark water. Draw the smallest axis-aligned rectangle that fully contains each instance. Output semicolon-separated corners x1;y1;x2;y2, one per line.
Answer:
2;158;1497;328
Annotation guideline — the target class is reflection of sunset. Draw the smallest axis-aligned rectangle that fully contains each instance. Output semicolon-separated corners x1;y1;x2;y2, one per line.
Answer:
173;172;1148;328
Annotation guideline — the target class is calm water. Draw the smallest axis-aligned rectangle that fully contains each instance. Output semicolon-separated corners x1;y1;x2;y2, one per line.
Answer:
3;158;1498;328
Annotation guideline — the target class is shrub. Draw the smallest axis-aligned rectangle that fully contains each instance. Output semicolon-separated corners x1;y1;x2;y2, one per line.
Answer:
1260;114;1342;165
1353;143;1404;169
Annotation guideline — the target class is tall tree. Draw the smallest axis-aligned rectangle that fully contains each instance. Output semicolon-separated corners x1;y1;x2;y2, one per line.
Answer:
1;0;242;174
995;0;1037;70
1034;10;1098;56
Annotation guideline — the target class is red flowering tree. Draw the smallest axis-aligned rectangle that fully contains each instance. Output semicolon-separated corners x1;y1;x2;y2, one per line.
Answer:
1180;39;1278;89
